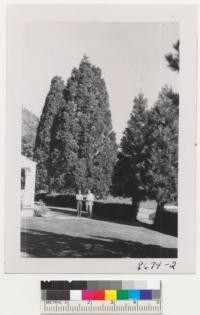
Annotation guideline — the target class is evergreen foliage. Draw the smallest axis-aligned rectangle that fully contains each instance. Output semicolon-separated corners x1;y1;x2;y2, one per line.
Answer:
49;56;117;196
34;76;66;191
112;40;179;213
112;94;148;212
144;86;179;206
165;40;179;72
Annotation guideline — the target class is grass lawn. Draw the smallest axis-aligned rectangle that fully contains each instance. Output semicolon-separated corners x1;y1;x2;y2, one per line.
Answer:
21;210;177;258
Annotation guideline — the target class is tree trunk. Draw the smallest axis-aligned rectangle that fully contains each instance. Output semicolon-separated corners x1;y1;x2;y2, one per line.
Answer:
132;197;140;221
154;201;164;226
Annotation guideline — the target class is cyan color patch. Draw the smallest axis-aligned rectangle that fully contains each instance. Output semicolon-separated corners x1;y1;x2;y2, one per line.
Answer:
128;290;140;300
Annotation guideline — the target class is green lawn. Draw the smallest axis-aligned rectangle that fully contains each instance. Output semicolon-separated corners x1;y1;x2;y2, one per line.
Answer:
21;210;177;258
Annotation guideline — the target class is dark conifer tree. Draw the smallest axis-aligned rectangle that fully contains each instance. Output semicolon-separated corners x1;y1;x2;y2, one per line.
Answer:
34;76;66;191
144;86;179;208
48;97;79;193
112;40;179;217
50;56;117;196
112;94;148;215
145;39;179;209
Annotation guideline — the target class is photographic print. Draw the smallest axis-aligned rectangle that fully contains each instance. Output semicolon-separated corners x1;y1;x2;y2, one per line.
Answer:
5;4;197;273
20;21;179;259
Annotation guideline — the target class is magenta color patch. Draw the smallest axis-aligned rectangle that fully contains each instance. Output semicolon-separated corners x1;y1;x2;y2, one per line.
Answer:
82;290;93;300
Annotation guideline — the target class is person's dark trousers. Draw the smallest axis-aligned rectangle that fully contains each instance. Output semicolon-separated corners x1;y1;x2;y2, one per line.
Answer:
77;201;82;217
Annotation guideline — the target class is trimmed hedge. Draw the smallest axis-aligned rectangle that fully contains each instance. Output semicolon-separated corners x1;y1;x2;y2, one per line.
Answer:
35;193;76;209
35;193;135;222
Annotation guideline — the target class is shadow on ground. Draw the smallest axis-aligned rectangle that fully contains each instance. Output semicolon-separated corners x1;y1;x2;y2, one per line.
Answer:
21;228;177;258
146;211;177;237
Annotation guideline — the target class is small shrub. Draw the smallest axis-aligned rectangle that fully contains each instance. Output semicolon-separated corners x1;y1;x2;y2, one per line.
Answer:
33;200;50;217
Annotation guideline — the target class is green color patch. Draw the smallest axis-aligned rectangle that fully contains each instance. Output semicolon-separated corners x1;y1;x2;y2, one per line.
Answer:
117;290;128;300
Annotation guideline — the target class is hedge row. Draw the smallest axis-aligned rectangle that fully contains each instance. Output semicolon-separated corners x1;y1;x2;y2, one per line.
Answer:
35;193;134;223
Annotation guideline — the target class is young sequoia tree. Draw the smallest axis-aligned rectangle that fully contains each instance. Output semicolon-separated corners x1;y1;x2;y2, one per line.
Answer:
34;76;66;191
112;94;148;215
50;56;117;196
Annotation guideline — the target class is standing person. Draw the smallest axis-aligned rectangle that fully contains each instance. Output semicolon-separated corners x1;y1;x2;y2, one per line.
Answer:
86;190;95;218
76;190;83;217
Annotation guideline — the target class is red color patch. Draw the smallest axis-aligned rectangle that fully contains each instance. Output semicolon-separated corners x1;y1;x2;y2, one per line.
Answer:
92;290;105;300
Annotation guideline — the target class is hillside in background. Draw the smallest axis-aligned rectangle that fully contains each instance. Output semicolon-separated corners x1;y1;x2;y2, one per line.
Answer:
21;107;39;159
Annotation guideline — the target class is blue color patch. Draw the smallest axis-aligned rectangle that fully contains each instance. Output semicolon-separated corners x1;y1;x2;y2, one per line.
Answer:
128;290;140;300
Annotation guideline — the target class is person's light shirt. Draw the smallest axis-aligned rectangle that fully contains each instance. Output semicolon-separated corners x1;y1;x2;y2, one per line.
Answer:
86;193;94;202
76;194;83;201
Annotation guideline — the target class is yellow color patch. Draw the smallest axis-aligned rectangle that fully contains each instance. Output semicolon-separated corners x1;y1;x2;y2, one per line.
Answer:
105;290;117;300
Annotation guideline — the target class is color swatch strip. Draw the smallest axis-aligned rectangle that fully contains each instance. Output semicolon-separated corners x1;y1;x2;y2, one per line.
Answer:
41;289;160;301
41;281;161;302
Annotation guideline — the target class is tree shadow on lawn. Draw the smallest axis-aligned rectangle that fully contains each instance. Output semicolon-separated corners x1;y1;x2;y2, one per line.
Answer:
145;211;177;238
93;203;177;238
21;228;177;258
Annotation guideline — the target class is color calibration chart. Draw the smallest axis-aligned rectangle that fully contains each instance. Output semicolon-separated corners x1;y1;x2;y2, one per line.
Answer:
41;280;162;314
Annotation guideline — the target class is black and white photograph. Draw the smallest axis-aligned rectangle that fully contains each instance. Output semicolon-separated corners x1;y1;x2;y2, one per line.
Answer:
20;20;179;259
5;4;197;273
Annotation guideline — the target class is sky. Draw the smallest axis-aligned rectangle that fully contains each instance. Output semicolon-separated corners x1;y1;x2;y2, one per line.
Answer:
21;22;179;143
